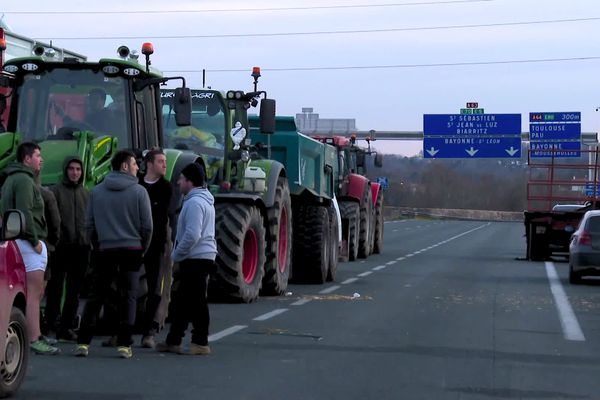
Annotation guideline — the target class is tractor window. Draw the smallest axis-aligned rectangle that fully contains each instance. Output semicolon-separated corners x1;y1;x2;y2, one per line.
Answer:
161;89;225;154
134;85;160;149
15;69;131;147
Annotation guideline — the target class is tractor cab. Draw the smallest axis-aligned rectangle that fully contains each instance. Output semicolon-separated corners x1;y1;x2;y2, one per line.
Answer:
0;43;191;187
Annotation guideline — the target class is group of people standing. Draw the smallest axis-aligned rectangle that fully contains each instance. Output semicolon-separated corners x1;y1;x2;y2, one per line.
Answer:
0;142;217;359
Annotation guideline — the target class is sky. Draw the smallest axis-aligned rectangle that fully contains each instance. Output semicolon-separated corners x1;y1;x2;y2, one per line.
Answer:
2;0;600;156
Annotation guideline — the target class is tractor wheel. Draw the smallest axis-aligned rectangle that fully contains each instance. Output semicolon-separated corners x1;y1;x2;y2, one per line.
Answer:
0;307;29;398
292;205;330;284
212;203;266;303
358;185;373;258
339;201;360;261
373;191;384;254
327;205;340;282
261;177;293;296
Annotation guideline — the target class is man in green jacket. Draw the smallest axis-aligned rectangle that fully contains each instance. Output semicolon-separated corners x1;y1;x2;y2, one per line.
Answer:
1;142;59;355
45;156;90;342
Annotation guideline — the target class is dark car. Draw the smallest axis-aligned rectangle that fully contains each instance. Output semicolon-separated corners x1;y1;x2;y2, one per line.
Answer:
0;210;28;398
569;210;600;284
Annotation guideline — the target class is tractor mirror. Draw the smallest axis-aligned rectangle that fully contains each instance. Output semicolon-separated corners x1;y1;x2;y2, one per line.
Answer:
356;151;366;169
374;153;383;168
174;88;192;127
259;98;276;134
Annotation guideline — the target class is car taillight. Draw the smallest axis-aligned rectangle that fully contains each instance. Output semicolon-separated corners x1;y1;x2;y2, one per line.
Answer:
579;230;592;246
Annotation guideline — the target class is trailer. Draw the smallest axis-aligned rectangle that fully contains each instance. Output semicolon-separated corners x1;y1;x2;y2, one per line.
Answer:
524;148;600;260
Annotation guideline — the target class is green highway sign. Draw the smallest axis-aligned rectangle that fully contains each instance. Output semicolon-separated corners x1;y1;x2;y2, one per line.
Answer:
460;108;484;115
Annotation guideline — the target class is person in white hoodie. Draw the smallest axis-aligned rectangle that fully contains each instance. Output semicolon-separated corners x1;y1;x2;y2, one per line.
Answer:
156;162;217;356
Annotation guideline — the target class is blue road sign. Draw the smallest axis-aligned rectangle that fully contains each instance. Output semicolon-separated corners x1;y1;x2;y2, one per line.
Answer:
423;137;521;158
423;113;521;158
376;176;389;190
423;114;522;136
585;183;599;197
529;111;581;159
529;123;581;141
530;141;580;158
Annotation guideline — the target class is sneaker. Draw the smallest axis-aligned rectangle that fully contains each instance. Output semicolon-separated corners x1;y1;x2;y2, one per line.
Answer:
74;344;89;357
57;329;78;342
30;339;60;355
141;335;155;349
190;343;211;356
101;336;118;347
155;342;183;354
117;346;133;359
39;335;58;346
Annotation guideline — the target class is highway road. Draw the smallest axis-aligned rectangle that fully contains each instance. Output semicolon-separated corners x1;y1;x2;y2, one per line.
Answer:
17;219;600;399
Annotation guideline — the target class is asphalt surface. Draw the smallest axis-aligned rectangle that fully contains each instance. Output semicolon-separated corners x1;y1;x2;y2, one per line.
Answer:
16;219;600;399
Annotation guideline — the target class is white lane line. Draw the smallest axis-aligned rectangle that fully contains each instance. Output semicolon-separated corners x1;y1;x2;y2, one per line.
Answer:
396;257;406;261
358;271;373;277
386;261;396;265
342;277;359;284
319;285;341;294
545;262;585;342
291;298;312;306
406;254;415;258
393;229;398;232
253;308;289;321
208;325;248;342
373;265;386;271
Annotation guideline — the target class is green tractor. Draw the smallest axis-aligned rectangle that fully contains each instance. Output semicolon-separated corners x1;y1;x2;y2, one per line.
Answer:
161;69;290;303
161;70;341;301
0;43;198;190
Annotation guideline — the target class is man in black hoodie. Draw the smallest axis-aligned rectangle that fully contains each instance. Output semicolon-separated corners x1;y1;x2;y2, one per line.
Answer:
45;156;90;342
75;150;152;359
139;148;172;348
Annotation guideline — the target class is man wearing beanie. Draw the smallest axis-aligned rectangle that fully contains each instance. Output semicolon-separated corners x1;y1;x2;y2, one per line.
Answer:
156;162;217;355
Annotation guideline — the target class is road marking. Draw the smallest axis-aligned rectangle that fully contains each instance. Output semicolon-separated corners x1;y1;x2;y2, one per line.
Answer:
406;254;415;257
373;265;386;271
396;257;406;261
393;229;398;232
342;277;359;284
319;285;341;294
208;325;248;342
386;260;396;265
253;309;289;321
545;262;586;342
291;298;312;306
358;271;373;277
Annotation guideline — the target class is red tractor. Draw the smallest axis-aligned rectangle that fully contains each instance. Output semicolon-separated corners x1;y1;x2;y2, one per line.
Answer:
312;134;384;261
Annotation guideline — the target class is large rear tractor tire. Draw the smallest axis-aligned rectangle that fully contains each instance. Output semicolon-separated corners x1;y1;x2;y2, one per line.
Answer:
261;177;293;296
327;205;340;282
0;307;29;398
292;205;330;284
339;201;360;261
212;204;266;303
373;191;384;254
358;186;373;259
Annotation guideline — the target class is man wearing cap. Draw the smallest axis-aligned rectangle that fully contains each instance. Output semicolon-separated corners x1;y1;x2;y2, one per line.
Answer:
156;162;217;356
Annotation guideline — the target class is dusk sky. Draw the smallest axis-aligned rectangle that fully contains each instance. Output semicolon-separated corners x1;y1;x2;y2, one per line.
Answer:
3;0;599;156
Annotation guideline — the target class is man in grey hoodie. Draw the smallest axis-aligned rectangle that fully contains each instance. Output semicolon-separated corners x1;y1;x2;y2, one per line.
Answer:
156;162;216;356
75;150;152;359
